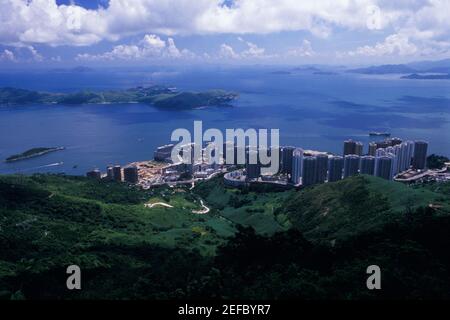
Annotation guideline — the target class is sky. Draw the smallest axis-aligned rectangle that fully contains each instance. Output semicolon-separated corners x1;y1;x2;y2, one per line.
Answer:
0;0;449;67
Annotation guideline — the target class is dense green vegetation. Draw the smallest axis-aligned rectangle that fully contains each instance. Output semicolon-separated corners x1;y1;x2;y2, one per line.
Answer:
0;86;238;109
5;147;64;162
193;176;294;234
1;173;450;299
281;175;445;243
427;154;449;169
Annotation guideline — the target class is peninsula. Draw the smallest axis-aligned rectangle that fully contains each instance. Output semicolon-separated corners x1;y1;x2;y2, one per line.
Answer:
0;86;238;109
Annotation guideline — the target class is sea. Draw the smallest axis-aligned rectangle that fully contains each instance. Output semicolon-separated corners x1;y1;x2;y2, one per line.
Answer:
0;65;449;175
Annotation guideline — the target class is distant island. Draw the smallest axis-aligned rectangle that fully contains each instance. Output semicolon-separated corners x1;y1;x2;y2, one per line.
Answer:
293;66;323;72
313;71;338;75
346;59;450;75
270;70;292;75
270;67;339;76
0;86;239;109
401;73;450;80
347;64;417;74
5;147;65;162
49;66;95;73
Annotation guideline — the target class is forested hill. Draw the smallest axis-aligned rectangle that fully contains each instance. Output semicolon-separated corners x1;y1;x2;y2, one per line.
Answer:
1;174;450;299
281;175;447;243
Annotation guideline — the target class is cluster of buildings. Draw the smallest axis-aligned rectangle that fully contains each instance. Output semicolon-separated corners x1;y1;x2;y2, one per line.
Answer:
86;137;435;189
226;137;430;188
86;142;228;188
275;138;429;187
86;164;139;184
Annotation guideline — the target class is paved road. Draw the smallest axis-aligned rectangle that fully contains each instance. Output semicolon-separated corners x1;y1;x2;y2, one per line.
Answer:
144;202;174;209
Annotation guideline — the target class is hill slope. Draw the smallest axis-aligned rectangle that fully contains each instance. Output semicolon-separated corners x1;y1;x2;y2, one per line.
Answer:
282;175;447;243
1;174;450;299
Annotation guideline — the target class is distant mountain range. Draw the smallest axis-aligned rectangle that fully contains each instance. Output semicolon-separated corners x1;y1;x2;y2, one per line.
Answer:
347;58;450;75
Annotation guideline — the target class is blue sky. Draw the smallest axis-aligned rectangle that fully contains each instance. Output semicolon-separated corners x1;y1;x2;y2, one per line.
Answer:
1;0;449;66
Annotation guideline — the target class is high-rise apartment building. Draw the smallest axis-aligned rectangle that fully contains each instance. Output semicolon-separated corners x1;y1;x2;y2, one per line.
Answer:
344;155;360;178
124;166;139;183
315;154;329;184
302;156;317;187
328;156;344;182
413;141;428;170
291;148;304;185
375;155;394;180
360;156;375;175
343;140;363;156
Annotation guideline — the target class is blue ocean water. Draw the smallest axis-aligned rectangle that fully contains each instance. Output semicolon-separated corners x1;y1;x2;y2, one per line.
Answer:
0;66;449;175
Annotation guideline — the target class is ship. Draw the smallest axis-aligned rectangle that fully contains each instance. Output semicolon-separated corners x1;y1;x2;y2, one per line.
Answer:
369;132;391;137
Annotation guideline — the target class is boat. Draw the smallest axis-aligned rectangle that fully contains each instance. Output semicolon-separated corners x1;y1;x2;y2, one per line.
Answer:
369;132;391;137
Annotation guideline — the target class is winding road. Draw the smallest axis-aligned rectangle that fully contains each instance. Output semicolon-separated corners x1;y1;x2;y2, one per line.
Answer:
192;199;210;214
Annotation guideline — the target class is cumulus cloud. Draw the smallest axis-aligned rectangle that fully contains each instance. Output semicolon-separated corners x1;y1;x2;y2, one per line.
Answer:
0;45;44;62
51;55;62;62
0;0;441;46
0;0;106;46
241;41;265;58
219;39;268;60
0;0;449;61
196;0;381;36
0;49;16;62
26;45;44;61
219;43;239;59
76;34;194;61
287;40;315;57
348;34;418;57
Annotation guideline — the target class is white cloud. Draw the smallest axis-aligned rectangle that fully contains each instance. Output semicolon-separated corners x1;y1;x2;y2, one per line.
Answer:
141;34;165;49
241;41;265;58
287;40;315;57
0;0;429;46
0;45;44;62
51;55;62;62
347;34;417;57
196;0;380;35
0;0;106;46
26;45;43;61
219;43;239;59
0;0;449;61
219;38;269;60
0;49;15;62
76;34;194;61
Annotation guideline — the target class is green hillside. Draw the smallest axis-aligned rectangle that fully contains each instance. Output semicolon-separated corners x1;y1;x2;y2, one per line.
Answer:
1;173;450;299
282;175;447;243
0;174;239;298
193;176;294;234
0;175;237;254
